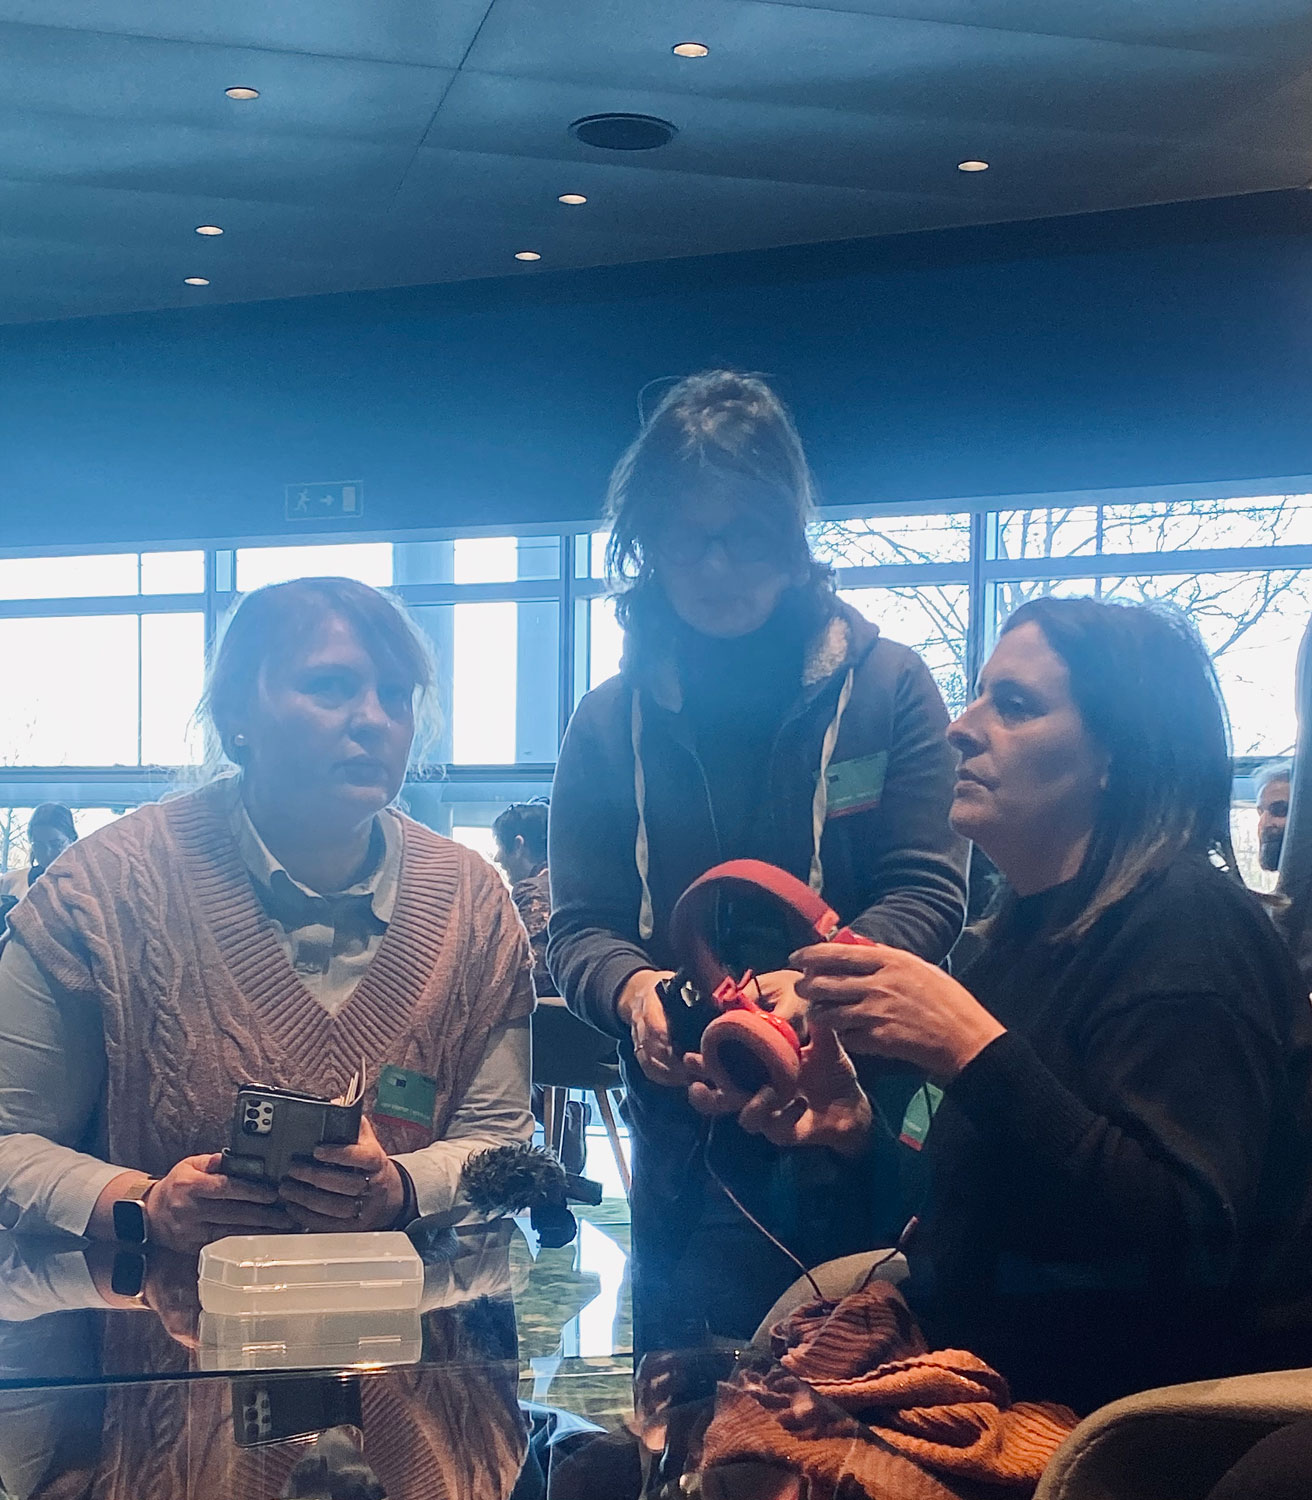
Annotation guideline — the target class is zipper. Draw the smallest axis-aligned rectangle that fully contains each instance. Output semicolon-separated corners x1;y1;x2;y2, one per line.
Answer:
689;744;723;862
686;743;729;958
764;672;843;846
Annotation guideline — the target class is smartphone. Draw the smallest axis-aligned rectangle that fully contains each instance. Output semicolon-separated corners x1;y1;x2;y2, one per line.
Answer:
231;1374;363;1447
221;1084;363;1186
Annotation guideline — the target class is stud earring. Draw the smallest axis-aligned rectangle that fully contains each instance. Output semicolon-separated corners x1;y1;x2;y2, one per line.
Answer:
233;733;247;747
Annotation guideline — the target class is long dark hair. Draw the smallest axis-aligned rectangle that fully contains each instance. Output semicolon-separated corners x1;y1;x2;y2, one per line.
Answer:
201;576;439;772
604;370;832;640
999;596;1235;943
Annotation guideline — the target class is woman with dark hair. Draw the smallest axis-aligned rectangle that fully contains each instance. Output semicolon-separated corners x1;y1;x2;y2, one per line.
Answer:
548;370;968;1351
0;577;534;1251
792;597;1312;1411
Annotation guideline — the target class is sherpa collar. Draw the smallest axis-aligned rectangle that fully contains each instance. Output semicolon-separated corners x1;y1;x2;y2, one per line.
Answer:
624;596;879;714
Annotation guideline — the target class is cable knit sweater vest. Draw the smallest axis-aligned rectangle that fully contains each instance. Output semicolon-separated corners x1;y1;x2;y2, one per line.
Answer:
8;784;534;1176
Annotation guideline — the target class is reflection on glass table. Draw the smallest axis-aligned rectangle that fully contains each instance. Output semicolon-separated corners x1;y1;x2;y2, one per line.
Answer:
0;1221;1077;1500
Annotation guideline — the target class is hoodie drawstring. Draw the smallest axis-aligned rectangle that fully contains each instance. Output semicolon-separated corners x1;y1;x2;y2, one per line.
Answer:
632;690;655;941
631;665;855;935
809;668;855;892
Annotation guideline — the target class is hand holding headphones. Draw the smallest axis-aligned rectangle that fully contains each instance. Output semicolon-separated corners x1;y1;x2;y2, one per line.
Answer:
687;1012;874;1156
618;968;688;1087
662;860;877;1150
792;939;1004;1084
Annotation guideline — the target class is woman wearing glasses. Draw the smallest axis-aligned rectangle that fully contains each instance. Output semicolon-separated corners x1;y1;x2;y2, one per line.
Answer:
548;370;968;1352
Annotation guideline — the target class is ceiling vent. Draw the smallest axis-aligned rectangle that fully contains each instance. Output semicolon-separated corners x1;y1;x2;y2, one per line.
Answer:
568;113;678;151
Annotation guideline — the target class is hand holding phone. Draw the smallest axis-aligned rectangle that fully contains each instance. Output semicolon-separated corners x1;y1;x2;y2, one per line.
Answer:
279;1113;407;1232
141;1155;292;1254
222;1075;365;1187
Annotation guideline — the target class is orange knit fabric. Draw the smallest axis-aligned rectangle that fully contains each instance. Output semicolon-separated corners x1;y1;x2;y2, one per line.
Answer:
697;1280;1076;1499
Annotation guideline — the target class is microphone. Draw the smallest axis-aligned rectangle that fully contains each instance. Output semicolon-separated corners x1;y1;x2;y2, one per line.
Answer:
460;1143;603;1249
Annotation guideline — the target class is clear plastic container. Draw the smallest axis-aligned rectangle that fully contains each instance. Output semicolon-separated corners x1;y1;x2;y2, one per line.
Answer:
195;1307;423;1371
198;1232;425;1316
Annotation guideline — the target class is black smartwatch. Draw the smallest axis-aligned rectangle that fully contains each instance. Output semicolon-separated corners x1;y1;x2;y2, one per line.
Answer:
111;1178;157;1245
109;1248;148;1301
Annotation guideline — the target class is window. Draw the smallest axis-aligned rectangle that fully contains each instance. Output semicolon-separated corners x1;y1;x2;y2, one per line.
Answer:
0;492;1308;873
447;536;559;584
995;495;1312;560
842;585;970;715
451;821;506;871
582;531;609;579
582;596;624;695
141;613;206;765
811;512;971;568
0;550;203;601
411;602;560;765
0;613;205;767
235;542;394;591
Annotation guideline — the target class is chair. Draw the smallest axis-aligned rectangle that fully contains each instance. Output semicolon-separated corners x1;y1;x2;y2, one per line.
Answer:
532;995;631;1197
1033;1367;1312;1500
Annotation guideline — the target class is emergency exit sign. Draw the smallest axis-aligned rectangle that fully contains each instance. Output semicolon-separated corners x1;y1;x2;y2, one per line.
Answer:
284;481;364;521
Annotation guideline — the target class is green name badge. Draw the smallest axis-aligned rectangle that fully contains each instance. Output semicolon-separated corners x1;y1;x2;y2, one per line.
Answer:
825;751;888;819
898;1083;943;1152
374;1065;438;1130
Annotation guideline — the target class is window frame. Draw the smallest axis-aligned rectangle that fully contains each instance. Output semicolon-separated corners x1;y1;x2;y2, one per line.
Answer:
1;478;1310;830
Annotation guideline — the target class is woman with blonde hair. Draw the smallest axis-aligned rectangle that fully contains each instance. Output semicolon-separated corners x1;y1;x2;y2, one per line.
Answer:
0;576;534;1250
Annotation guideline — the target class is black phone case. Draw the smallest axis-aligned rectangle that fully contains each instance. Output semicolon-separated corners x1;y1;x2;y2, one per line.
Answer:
231;1374;363;1447
222;1084;364;1186
656;969;720;1057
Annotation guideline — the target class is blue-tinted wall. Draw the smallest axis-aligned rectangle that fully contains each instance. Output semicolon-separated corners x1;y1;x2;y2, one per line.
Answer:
4;190;1312;549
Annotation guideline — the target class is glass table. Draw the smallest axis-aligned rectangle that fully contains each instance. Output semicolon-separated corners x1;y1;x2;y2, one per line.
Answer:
0;1221;762;1500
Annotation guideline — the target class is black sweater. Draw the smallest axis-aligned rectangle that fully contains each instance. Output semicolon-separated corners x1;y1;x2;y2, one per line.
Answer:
910;852;1312;1414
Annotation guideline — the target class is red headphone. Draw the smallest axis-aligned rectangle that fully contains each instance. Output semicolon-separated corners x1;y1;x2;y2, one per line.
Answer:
667;859;874;1110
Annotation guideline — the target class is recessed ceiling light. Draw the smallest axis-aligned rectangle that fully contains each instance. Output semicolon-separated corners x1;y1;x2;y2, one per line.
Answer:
183;277;210;286
672;41;709;57
195;224;224;236
957;159;990;172
225;86;259;100
558;193;588;205
514;251;542;262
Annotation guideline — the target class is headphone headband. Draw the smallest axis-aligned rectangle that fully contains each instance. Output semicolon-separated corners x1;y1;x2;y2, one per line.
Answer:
668;859;845;995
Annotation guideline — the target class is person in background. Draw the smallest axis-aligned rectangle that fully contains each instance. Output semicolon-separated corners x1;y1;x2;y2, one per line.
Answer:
792;598;1312;1412
493;799;553;996
1256;758;1292;873
495;798;598;1179
0;802;78;904
0;577;534;1251
0;802;78;931
549;369;968;1352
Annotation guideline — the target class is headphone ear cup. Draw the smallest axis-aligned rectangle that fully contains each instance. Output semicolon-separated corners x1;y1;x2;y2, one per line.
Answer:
701;1012;802;1111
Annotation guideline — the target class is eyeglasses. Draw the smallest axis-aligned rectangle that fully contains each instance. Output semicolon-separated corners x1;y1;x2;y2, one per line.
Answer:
652;522;787;569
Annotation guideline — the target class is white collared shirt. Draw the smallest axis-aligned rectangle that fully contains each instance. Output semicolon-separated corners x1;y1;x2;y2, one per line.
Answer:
227;789;400;1018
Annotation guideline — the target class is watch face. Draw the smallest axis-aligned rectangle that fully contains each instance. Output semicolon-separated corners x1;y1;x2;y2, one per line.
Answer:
110;1249;148;1299
112;1197;148;1245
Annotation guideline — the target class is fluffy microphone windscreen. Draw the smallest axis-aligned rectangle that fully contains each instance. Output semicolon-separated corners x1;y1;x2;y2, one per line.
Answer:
460;1142;568;1216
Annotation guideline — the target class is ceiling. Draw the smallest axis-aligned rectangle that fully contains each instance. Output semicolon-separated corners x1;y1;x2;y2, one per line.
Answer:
2;0;1312;325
